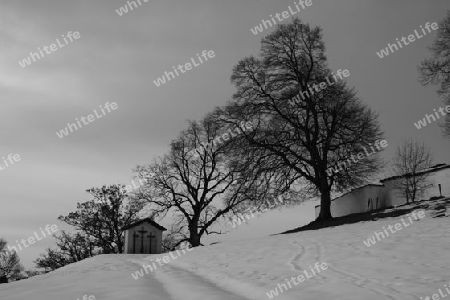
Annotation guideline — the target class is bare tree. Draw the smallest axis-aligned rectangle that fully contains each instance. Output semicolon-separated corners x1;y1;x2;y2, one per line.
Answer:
134;117;266;247
392;140;434;203
34;231;99;272
0;239;23;283
34;248;67;272
418;10;450;137
227;18;384;221
58;184;145;254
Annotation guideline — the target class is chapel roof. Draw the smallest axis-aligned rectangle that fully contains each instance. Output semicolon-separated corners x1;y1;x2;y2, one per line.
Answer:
121;218;167;231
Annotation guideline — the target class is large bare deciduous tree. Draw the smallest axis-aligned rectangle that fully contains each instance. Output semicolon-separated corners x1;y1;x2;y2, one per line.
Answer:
134;116;267;248
227;18;384;221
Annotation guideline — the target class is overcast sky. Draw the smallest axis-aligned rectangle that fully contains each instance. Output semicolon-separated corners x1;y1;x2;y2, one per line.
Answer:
0;0;449;269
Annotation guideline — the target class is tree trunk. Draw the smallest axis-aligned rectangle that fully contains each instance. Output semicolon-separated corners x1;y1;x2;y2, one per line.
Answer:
316;172;333;221
411;181;417;202
117;237;123;253
316;191;333;221
405;179;410;204
189;232;201;247
188;218;201;247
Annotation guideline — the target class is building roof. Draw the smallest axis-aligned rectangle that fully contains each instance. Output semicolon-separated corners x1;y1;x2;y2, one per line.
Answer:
121;218;167;231
315;183;385;208
380;163;450;182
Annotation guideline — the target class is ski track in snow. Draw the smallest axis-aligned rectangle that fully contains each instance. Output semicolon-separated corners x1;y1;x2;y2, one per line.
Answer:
126;256;251;300
288;240;328;284
288;236;411;300
306;237;413;300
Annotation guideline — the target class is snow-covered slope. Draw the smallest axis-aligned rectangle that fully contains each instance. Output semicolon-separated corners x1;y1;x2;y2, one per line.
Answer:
1;199;449;300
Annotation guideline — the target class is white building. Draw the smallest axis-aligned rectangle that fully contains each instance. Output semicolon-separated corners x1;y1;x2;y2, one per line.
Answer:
315;163;450;218
122;218;167;254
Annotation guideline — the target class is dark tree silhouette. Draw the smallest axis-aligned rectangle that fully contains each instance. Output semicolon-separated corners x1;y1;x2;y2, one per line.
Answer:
0;238;23;283
134;116;268;247
34;231;99;272
227;18;384;221
419;10;450;137
58;184;145;253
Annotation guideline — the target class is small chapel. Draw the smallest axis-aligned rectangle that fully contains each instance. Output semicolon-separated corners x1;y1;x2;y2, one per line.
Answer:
122;218;167;254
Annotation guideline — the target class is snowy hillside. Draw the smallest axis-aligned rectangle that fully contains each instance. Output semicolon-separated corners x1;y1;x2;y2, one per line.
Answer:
1;198;449;300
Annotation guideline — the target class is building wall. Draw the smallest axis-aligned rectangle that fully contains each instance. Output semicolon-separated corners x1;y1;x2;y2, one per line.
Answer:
123;222;163;254
382;167;450;206
314;167;450;219
315;185;388;218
